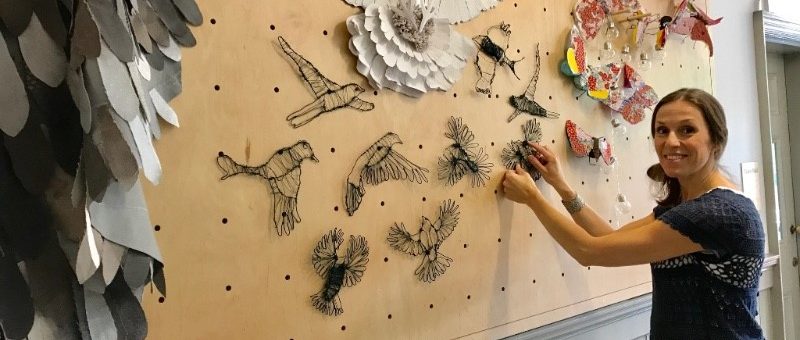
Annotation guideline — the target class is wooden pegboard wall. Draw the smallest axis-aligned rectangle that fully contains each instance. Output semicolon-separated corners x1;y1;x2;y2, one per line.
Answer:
140;0;714;338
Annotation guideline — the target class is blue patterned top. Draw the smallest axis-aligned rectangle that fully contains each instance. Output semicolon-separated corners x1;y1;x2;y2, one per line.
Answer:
650;188;765;340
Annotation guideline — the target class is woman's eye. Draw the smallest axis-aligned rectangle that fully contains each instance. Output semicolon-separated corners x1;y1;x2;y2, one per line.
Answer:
655;127;668;134
679;126;696;134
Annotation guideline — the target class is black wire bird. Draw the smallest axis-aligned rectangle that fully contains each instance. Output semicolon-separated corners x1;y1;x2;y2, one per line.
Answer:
278;36;374;128
345;132;428;216
438;117;493;187
311;228;369;316
216;141;318;236
388;199;460;283
508;44;559;122
473;22;523;94
501;119;543;180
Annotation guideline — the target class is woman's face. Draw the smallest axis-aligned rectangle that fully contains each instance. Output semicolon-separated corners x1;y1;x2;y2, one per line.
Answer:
653;100;717;181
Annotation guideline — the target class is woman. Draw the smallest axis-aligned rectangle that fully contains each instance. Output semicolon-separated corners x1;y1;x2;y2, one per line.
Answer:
502;88;765;339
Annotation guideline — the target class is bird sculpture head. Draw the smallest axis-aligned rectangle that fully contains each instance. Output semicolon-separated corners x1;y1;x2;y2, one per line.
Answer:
289;140;319;163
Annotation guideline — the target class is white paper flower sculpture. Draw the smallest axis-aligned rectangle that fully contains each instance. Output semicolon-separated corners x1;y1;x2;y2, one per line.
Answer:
346;0;476;97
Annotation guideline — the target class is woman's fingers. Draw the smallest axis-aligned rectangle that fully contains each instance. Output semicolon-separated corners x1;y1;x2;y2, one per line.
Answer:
527;154;545;172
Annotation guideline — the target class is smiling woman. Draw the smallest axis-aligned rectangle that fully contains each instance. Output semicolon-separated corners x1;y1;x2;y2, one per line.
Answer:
502;88;766;339
647;88;729;206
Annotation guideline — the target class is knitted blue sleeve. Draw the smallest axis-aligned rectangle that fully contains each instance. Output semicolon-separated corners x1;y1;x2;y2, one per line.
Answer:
654;190;764;257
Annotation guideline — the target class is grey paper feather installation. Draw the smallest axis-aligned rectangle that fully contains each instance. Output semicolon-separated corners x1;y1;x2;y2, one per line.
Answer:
0;1;202;339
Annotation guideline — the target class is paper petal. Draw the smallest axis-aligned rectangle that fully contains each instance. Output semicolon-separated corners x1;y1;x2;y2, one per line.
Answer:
130;10;153;54
18;13;68;87
0;26;30;137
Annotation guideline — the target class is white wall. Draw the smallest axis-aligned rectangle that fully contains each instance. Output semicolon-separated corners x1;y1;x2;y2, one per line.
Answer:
711;0;763;186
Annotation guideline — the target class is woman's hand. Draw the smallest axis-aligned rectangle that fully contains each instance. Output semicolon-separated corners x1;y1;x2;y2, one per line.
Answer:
526;143;573;198
502;165;542;205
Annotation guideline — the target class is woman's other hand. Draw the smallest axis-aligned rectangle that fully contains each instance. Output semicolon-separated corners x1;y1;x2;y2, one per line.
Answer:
527;143;573;198
502;165;542;205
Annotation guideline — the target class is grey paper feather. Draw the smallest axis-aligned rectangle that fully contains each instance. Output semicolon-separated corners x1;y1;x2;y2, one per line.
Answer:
70;1;101;70
147;0;195;46
101;241;126;285
138;0;171;47
96;41;141;121
150;89;179;126
66;69;93;133
91;105;140;182
18;14;67;87
0;26;30;137
103;272;148;340
84;287;117;340
172;0;203;26
0;0;201;337
0;0;33;36
85;0;136;62
32;0;68;47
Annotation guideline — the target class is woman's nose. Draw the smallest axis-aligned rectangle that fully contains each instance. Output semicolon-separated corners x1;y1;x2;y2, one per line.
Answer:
664;132;680;146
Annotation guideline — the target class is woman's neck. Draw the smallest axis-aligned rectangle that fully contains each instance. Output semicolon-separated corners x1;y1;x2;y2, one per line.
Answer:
678;168;734;201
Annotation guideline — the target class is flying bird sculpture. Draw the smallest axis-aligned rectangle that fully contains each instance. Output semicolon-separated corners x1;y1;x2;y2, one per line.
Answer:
388;199;460;283
311;228;369;316
216;141;318;236
278;36;374;128
345;132;428;216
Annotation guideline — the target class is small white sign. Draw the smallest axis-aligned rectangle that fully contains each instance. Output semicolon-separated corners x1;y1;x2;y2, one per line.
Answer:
740;162;765;213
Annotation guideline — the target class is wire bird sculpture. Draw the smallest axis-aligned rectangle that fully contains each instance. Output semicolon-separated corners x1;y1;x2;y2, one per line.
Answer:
501;119;543;180
508;44;559;122
438;117;493;187
345;132;429;216
277;36;374;128
388;199;459;283
565;120;615;166
473;22;523;95
311;228;369;316
216;141;318;236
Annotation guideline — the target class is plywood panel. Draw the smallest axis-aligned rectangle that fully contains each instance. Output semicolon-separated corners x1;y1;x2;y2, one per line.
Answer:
141;0;715;338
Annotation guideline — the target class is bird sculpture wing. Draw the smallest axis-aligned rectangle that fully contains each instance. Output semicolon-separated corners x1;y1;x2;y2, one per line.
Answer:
432;200;459;242
312;228;344;278
277;36;341;98
342;235;369;287
387;222;424;256
269;167;302;236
